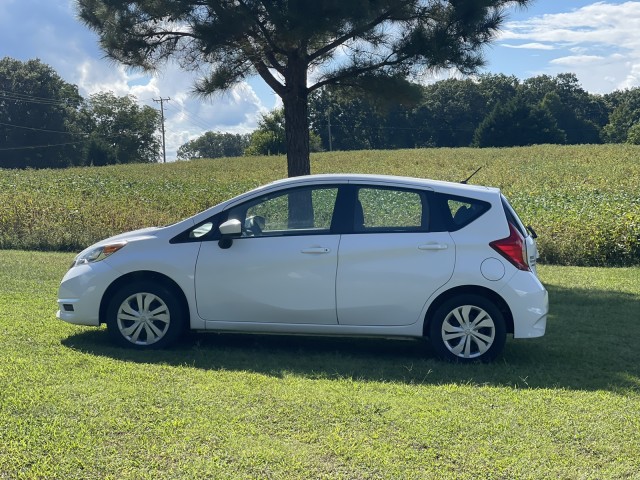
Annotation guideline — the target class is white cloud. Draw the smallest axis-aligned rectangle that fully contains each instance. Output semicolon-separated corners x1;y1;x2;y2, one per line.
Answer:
73;60;264;161
500;42;556;50
498;1;640;92
502;2;640;46
77;61;135;98
550;55;606;66
619;62;640;90
138;68;267;160
72;54;269;160
569;46;591;55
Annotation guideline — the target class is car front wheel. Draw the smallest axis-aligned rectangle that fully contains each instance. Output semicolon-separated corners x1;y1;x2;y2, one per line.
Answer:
429;294;506;363
106;282;184;349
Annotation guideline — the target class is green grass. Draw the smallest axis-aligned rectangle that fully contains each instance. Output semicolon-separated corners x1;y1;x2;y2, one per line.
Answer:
1;144;639;265
1;250;639;479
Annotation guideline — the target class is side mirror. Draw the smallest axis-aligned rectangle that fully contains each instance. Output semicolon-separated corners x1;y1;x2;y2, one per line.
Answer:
219;219;242;236
218;219;242;249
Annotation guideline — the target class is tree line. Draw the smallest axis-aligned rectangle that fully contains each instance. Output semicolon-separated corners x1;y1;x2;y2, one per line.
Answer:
4;55;640;169
0;57;160;169
180;71;640;160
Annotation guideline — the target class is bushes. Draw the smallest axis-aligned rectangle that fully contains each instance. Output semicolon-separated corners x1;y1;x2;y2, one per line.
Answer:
0;144;638;266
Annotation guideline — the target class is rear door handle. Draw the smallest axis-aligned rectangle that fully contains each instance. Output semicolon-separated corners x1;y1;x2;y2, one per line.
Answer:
301;247;331;254
418;243;448;251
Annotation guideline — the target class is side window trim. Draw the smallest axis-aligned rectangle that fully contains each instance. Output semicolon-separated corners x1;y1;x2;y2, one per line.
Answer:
221;184;344;239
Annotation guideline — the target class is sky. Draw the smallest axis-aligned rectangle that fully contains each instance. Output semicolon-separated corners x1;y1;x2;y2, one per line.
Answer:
1;1;640;160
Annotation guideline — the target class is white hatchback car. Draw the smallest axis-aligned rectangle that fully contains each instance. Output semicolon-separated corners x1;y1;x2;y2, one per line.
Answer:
58;174;547;362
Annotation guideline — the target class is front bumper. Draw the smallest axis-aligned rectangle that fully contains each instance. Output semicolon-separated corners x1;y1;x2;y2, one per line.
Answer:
57;260;121;326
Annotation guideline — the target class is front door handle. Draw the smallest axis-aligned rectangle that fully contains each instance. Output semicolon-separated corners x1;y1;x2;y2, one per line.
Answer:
418;243;448;251
301;247;331;254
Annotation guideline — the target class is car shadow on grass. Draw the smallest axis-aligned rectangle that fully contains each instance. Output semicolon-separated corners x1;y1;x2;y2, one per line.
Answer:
61;284;640;392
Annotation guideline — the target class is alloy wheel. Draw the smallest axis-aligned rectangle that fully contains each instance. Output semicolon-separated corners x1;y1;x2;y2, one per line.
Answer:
441;305;496;359
116;292;171;346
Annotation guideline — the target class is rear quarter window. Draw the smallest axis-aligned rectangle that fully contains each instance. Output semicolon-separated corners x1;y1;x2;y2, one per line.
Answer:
431;193;491;232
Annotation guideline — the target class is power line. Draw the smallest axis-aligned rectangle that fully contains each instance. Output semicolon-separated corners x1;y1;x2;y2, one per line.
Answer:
326;108;332;151
0;140;87;151
164;102;212;131
0;89;76;107
0;121;89;136
0;122;147;152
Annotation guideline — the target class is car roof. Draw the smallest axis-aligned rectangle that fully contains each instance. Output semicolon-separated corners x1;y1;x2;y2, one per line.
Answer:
265;173;500;196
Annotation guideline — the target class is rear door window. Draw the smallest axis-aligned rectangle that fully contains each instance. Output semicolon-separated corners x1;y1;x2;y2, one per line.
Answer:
353;186;428;232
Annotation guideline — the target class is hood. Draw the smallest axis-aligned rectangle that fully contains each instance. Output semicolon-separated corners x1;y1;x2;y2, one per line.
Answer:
98;226;161;244
76;227;161;258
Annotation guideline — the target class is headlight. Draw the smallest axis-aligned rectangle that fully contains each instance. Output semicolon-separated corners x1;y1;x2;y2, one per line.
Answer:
71;241;127;268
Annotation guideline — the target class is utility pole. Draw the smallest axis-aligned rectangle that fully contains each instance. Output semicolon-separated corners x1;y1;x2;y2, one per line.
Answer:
327;107;333;152
153;97;170;163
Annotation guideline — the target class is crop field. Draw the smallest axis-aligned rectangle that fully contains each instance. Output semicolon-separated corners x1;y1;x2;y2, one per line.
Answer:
0;144;639;266
0;250;639;479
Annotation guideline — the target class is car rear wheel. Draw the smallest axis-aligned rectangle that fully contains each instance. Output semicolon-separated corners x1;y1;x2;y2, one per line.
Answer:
106;282;184;349
429;294;506;363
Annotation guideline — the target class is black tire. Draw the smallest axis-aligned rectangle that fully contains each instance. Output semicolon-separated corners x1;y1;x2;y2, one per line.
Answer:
428;294;506;363
106;281;185;349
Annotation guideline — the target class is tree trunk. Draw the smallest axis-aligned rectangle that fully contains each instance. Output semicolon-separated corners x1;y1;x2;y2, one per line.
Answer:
283;55;310;178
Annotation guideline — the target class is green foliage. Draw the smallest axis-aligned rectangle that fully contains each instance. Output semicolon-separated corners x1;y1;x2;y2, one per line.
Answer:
0;58;162;168
0;57;85;168
540;91;601;144
342;74;424;112
245;129;285;156
1;251;640;478
311;73;610;150
473;97;566;147
245;109;287;156
520;73;609;133
0;144;638;267
626;123;640;145
84;92;161;165
84;136;116;167
418;78;491;147
310;89;388;151
602;88;640;143
246;109;322;155
177;131;250;160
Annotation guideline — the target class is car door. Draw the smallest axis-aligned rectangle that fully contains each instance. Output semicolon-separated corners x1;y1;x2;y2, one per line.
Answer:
195;185;341;325
336;185;455;326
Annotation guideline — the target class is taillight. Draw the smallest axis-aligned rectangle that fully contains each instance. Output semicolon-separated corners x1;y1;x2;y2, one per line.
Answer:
490;223;529;271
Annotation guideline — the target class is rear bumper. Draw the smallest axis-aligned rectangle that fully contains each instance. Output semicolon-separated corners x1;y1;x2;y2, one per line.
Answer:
501;270;548;338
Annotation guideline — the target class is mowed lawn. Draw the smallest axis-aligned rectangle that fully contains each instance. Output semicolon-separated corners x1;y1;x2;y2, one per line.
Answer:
0;250;639;479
